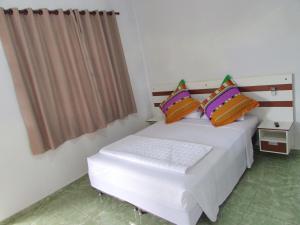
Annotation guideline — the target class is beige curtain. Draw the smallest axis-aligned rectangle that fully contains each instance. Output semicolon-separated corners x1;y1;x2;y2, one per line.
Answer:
0;8;137;154
74;10;136;122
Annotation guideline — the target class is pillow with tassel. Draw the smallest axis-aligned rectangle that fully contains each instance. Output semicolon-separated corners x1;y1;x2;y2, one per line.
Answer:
160;80;201;124
200;77;259;127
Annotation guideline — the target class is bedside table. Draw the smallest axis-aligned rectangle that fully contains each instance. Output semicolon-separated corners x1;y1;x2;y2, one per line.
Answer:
258;120;294;155
146;117;161;125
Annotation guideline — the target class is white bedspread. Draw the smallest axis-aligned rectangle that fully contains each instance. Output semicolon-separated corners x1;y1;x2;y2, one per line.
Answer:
88;115;259;224
100;135;212;174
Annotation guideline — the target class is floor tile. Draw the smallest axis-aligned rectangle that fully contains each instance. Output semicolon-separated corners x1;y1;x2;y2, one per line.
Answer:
242;211;286;225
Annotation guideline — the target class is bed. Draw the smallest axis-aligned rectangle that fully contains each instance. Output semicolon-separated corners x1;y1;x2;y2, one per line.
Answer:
87;115;259;225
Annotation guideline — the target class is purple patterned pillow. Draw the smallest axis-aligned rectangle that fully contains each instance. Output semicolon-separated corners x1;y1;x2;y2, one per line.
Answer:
160;81;201;123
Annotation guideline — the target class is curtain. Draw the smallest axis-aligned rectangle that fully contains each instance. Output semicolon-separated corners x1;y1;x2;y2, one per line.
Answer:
0;8;137;154
74;10;137;122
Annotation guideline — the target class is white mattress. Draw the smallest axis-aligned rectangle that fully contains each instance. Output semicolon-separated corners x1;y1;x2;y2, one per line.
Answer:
88;115;258;225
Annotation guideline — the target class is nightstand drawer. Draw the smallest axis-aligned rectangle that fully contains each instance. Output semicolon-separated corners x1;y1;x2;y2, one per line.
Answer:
260;141;287;153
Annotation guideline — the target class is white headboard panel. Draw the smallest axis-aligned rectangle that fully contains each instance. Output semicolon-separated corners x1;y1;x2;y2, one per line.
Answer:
151;74;294;122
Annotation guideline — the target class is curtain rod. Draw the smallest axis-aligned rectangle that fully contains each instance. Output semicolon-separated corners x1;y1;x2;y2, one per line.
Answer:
3;9;120;16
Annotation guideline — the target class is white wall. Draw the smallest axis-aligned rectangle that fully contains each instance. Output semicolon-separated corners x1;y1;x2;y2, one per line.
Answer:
132;0;300;149
0;0;152;221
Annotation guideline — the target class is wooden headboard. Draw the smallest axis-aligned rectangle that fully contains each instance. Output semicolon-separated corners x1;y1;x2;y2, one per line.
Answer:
151;74;294;122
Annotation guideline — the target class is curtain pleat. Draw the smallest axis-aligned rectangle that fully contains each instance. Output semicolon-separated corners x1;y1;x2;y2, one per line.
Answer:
74;11;137;122
0;8;137;154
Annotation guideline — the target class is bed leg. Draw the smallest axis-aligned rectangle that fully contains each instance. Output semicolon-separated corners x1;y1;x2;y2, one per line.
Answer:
134;207;146;215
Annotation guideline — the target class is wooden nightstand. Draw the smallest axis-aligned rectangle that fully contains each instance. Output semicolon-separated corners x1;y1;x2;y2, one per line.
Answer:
258;120;294;155
146;117;161;125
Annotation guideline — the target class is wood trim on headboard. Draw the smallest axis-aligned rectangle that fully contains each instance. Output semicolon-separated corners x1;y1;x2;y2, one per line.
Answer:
259;101;293;107
152;84;292;96
239;84;292;92
153;101;293;108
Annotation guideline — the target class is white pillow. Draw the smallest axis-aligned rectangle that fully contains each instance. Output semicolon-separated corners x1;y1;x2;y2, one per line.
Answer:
201;114;244;121
200;114;210;120
185;110;202;119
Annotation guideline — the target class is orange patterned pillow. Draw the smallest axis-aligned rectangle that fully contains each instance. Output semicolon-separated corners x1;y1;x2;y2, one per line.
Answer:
160;80;201;124
201;80;259;127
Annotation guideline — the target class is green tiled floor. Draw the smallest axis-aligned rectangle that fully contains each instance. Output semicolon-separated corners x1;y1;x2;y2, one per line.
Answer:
1;150;300;225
